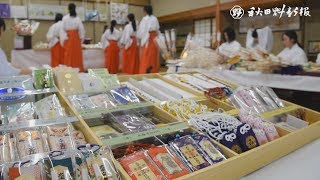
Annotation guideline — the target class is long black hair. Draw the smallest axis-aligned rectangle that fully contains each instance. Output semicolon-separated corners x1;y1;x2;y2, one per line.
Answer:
68;3;77;17
127;13;136;32
55;13;63;23
144;5;153;16
223;27;236;43
110;20;117;34
0;17;5;32
252;28;258;38
283;30;299;44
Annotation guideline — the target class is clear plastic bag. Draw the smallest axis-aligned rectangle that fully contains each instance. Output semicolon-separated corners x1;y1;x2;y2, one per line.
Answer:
35;94;66;119
0;134;12;162
5;102;36;123
111;111;155;133
46;125;74;151
89;93;117;109
15;130;45;158
68;94;97;110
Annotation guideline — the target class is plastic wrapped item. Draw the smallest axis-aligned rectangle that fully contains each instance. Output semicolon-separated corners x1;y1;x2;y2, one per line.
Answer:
89;93;117;109
33;69;54;89
11;19;40;36
260;86;284;107
43;151;85;180
112;111;155;133
72;131;87;148
78;145;121;180
110;86;140;105
78;73;105;92
88;69;120;90
9;161;43;180
91;125;120;140
16;130;45;158
68;94;96;110
253;86;279;109
35;94;66;119
46;125;73;151
192;134;226;163
5;102;36;123
0;134;12;162
169;135;211;171
53;69;83;93
252;129;269;145
147;145;189;179
119;150;165;180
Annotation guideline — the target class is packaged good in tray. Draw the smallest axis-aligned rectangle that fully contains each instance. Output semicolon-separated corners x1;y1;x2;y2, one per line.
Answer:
79;145;121;180
110;86;140;104
78;73;104;92
33;69;54;89
88;68;120;90
89;93;117;109
91;125;120;140
35;94;66;119
147;145;189;179
68;94;96;110
46;126;73;151
169;135;211;171
9;161;43;180
16;130;45;158
43;151;86;180
119;150;165;180
112;111;155;133
0;134;12;162
54;69;83;93
72;130;87;148
5;102;36;123
192;134;226;163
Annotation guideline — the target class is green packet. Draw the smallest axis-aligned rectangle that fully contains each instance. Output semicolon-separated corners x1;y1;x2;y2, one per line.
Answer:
33;69;54;89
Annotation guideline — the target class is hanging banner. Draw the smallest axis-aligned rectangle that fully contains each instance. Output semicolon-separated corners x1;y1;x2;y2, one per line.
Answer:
110;2;128;24
28;4;65;20
10;5;27;19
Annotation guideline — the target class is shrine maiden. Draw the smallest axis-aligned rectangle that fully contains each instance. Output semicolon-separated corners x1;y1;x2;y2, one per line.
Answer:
246;26;273;52
0;18;31;76
60;3;85;71
137;5;160;74
101;20;121;74
218;27;241;58
47;13;63;67
277;30;308;65
120;13;139;74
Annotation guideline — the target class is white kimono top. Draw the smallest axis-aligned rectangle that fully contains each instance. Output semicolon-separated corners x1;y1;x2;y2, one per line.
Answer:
0;48;20;77
101;28;122;49
218;40;242;58
60;14;85;46
137;15;160;47
120;22;139;49
47;21;62;48
246;26;273;52
277;43;308;65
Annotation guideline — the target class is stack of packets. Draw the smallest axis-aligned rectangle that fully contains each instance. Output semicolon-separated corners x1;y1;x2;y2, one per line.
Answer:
1;94;66;124
0;124;87;164
68;86;141;111
0;145;121;180
123;77;195;103
189;112;279;153
53;67;119;93
163;73;229;93
159;99;215;120
118;133;226;179
227;86;284;113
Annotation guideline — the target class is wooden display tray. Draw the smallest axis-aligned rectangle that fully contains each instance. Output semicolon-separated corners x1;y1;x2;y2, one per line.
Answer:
54;73;320;179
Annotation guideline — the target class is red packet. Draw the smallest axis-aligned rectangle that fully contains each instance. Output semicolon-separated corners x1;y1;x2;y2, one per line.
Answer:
147;146;189;179
119;150;164;180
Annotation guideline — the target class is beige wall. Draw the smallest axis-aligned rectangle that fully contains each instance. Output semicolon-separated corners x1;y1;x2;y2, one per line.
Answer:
0;0;144;60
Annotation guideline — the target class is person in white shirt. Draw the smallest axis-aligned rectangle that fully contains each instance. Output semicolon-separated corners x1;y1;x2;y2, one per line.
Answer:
246;26;273;52
137;5;160;74
0;18;30;77
218;27;241;58
60;3;85;72
120;13;139;74
101;20;121;74
47;13;63;67
277;30;308;65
